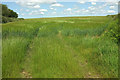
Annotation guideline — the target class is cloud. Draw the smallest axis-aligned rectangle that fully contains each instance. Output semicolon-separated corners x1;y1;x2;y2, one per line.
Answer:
50;7;54;10
16;0;56;4
89;0;97;1
88;6;95;10
75;10;80;13
39;9;48;12
52;12;56;14
109;6;115;9
1;0;119;2
33;5;40;8
16;0;56;8
63;8;73;15
91;2;96;5
40;12;44;15
26;2;35;6
29;9;46;15
17;12;19;14
74;9;90;15
26;9;30;12
50;7;57;10
84;10;89;12
17;1;41;9
17;1;118;17
79;1;85;4
66;8;72;11
51;3;64;7
21;13;25;16
108;10;115;13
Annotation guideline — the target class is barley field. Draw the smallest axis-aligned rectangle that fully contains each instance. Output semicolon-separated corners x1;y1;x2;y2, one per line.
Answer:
2;16;118;78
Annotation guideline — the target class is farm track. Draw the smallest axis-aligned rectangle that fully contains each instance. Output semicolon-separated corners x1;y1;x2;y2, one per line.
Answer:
57;31;100;78
22;25;101;78
21;26;41;78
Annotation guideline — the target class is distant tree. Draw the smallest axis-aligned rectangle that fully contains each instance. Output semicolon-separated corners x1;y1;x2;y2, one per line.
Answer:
1;4;18;18
8;9;18;18
2;4;9;17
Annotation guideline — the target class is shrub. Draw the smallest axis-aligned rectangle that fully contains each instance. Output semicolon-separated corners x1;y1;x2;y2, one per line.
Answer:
105;19;119;43
2;16;24;23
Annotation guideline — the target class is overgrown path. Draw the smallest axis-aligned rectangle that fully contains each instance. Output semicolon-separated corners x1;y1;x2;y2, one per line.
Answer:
57;31;101;78
22;25;101;78
21;25;44;78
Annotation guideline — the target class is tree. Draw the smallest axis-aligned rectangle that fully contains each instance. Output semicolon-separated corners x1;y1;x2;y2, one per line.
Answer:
2;4;9;17
8;9;18;18
1;4;18;18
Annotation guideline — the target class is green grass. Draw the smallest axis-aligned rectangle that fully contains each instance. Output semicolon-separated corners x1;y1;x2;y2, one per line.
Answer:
2;16;118;78
2;37;29;78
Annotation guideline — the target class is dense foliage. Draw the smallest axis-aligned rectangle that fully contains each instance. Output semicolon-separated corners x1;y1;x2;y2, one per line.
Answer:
106;14;120;44
2;4;18;18
2;16;24;23
0;4;24;23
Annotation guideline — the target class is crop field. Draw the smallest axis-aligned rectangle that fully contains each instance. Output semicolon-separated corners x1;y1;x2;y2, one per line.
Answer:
2;16;118;78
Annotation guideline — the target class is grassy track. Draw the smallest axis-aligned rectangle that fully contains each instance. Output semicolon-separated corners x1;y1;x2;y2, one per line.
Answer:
2;16;118;78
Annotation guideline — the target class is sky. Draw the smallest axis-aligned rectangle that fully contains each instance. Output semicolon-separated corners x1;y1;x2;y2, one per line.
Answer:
1;0;119;18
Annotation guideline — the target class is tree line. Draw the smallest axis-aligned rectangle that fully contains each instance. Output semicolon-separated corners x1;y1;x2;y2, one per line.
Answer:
2;4;18;18
0;4;24;23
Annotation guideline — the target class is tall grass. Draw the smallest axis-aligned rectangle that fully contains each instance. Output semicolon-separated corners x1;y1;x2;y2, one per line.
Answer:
2;16;118;78
2;37;29;78
2;19;44;78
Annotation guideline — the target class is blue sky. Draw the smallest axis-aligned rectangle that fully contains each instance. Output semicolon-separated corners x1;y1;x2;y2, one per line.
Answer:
1;1;118;18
